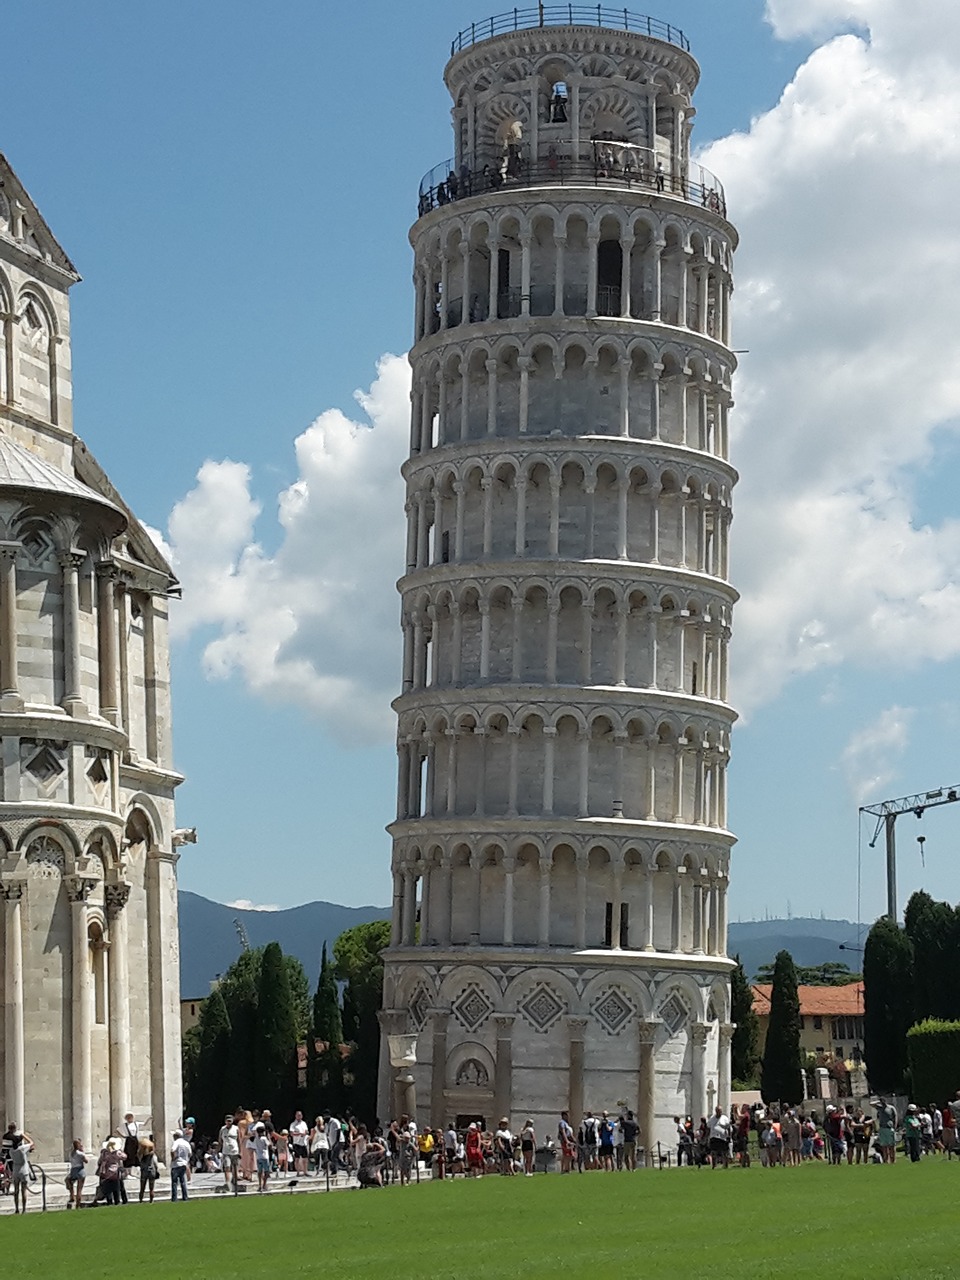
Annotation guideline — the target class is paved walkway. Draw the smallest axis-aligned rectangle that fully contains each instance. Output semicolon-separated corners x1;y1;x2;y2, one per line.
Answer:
0;1166;386;1215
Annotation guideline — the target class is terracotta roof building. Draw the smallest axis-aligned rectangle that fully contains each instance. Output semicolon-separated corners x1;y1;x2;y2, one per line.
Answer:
752;983;865;1066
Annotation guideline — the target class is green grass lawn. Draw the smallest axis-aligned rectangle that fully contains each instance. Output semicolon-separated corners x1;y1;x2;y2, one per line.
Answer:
12;1160;958;1279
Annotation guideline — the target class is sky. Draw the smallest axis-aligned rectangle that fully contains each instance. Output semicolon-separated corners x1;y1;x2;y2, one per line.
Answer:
4;0;960;927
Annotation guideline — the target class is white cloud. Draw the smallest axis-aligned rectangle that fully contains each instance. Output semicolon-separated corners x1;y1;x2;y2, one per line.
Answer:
167;355;409;744
225;899;281;913
698;0;960;713
840;705;913;805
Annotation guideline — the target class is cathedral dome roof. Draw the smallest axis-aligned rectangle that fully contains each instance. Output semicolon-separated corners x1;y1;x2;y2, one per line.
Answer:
0;432;125;528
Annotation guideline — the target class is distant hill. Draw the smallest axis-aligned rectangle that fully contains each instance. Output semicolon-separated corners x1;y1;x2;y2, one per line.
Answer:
728;917;863;980
178;891;389;997
178;896;862;996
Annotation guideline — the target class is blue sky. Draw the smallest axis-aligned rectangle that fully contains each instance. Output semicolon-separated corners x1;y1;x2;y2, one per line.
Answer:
5;0;960;926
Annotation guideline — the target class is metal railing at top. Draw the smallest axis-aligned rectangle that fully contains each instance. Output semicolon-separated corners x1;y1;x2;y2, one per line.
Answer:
451;7;691;55
417;150;727;220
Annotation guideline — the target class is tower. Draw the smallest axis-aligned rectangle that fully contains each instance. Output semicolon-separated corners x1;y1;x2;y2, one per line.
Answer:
0;155;183;1155
381;11;737;1149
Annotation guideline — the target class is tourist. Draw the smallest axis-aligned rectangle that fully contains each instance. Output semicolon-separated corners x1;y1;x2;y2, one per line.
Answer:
8;1132;32;1213
621;1110;639;1171
238;1110;255;1182
310;1115;328;1174
783;1110;801;1166
919;1105;934;1154
118;1112;139;1171
170;1129;192;1202
931;1102;943;1152
734;1106;752;1167
463;1126;481;1172
397;1127;416;1185
328;1113;346;1175
581;1111;600;1169
444;1122;457;1173
289;1109;309;1176
558;1111;576;1173
707;1105;731;1169
65;1138;87;1208
204;1143;222;1174
417;1126;434;1168
138;1138;158;1203
357;1138;386;1188
275;1129;289;1174
852;1110;871;1164
903;1104;922;1163
598;1111;615;1171
252;1122;271;1191
520;1119;536;1176
98;1137;125;1206
825;1106;845;1165
219;1113;240;1191
876;1098;898;1164
182;1116;196;1179
675;1115;693;1167
494;1117;515;1175
352;1123;369;1172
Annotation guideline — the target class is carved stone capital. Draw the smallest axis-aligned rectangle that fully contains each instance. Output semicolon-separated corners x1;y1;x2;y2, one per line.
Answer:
637;1019;661;1046
104;882;131;917
0;879;25;902
718;1022;736;1046
690;1022;711;1048
65;875;97;904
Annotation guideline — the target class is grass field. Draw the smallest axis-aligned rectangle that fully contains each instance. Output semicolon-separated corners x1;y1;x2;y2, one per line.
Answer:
11;1160;958;1278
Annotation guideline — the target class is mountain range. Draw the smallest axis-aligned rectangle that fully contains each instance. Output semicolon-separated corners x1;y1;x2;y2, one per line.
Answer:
178;892;863;996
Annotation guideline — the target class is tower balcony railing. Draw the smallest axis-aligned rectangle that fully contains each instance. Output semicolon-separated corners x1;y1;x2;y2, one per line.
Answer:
451;7;691;55
418;143;726;220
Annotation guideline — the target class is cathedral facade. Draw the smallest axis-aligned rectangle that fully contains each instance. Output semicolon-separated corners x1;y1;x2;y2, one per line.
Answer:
380;12;738;1151
0;155;183;1156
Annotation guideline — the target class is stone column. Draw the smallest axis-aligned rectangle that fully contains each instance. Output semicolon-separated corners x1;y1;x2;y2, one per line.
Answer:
116;584;131;736
67;874;96;1149
485;359;498;437
0;543;21;712
493;1015;515;1123
620;236;634;319
586;233;599;317
502;852;516;946
146;848;184;1152
2;880;25;1128
718;1023;735;1111
106;881;132;1125
438;854;454;946
638;1020;659;1164
143;596;162;761
553;236;566;316
96;561;120;725
690;1023;710;1122
514;478;527;558
401;868;416;945
672;874;683;952
538;854;552;947
642;868;655;951
611;860;624;949
575;852;588;949
469;849;482;944
419;859;432;944
520;234;531;317
389;867;403;946
518;356;532;433
567;1018;587;1121
59;545;85;716
429;1008;449;1127
542;727;556;815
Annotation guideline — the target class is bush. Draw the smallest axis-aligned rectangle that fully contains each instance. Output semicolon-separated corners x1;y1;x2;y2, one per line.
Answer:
906;1018;960;1103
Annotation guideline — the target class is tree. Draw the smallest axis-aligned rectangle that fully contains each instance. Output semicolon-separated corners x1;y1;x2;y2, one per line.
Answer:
285;954;311;1044
186;985;232;1131
903;891;960;1023
730;956;759;1086
218;946;262;1108
254;941;299;1113
308;943;345;1106
333;919;391;1123
760;950;803;1105
863;915;914;1094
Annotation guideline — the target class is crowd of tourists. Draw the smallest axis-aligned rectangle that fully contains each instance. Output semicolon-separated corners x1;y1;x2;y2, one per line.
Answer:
4;1091;959;1209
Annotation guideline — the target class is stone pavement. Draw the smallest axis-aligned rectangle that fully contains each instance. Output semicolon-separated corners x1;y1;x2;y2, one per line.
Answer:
0;1165;396;1215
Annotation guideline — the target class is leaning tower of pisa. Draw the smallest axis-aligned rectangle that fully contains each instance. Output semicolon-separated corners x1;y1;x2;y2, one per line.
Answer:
380;10;738;1150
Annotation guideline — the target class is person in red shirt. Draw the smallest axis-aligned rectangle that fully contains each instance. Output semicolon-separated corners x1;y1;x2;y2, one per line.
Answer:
465;1123;483;1176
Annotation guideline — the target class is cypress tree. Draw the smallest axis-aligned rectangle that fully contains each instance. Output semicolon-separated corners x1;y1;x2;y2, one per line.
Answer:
333;919;391;1123
255;941;298;1110
730;957;760;1086
308;944;344;1106
189;985;232;1129
760;949;803;1105
904;891;960;1023
218;947;262;1109
313;943;344;1046
863;915;914;1093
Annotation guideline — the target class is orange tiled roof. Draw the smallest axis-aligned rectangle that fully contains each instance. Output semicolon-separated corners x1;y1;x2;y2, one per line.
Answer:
752;983;864;1017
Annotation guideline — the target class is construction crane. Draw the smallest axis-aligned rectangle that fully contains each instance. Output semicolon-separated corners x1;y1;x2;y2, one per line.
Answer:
860;785;960;921
234;917;250;952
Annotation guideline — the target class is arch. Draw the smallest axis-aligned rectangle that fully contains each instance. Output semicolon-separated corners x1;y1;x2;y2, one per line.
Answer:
445;1040;496;1090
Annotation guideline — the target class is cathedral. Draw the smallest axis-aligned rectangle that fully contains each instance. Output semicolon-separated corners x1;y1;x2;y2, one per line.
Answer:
380;11;737;1150
0;155;183;1156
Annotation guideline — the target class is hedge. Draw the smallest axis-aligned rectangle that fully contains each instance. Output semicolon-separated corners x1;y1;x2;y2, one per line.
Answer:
906;1018;960;1104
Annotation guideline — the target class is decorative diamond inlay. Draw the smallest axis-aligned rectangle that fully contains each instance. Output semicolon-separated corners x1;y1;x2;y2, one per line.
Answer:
408;986;428;1031
519;983;564;1033
26;745;63;785
593;988;634;1036
660;994;689;1036
452;983;493;1032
